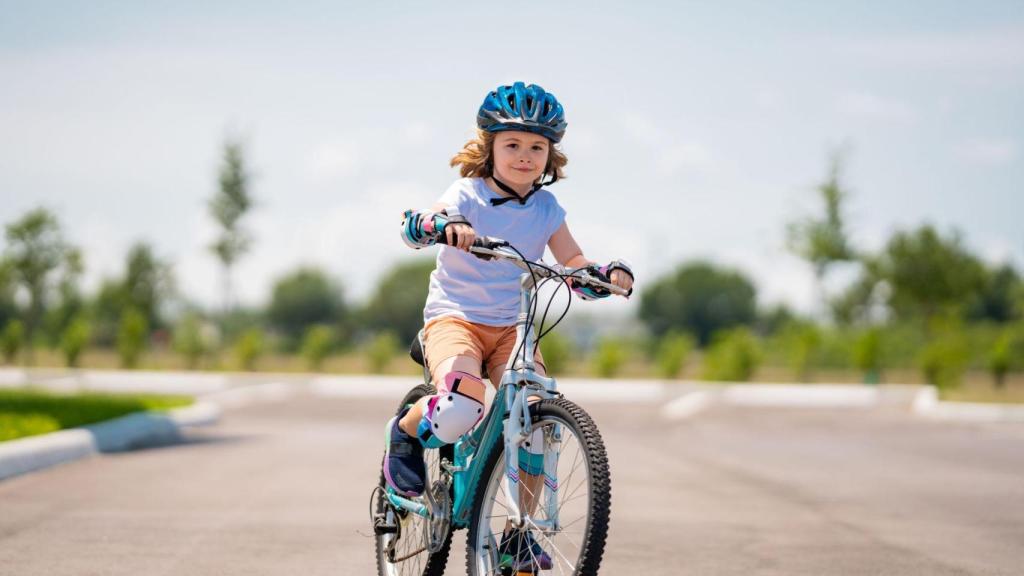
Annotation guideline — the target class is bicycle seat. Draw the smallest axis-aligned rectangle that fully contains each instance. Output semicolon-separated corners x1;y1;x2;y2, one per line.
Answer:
409;330;426;367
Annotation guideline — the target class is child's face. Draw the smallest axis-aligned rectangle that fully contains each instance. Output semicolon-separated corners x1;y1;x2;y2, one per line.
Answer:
491;130;550;188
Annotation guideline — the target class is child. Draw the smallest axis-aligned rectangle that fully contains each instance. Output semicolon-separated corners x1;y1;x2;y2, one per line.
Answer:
385;81;634;570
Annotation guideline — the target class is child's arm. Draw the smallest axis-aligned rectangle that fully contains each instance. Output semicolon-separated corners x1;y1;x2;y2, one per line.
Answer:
548;223;634;293
400;204;476;252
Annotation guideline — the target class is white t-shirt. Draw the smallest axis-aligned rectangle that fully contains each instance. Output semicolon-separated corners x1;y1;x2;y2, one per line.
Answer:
423;177;567;326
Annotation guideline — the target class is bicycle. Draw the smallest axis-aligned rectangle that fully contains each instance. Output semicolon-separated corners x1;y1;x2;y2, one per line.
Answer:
370;225;627;576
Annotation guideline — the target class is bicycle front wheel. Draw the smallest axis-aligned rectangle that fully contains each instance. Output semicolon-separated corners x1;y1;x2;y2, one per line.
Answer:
466;397;611;575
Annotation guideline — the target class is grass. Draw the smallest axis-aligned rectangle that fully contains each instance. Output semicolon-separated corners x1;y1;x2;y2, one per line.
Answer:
0;388;193;442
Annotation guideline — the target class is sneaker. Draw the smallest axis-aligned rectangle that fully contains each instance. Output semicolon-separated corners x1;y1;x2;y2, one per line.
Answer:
383;408;425;497
497;529;553;571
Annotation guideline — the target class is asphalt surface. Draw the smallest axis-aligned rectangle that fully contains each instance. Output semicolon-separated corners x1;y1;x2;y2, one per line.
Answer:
1;388;1022;575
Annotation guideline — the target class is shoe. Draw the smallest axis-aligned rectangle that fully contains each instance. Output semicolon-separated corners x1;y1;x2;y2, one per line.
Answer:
383;408;425;497
497;529;553;571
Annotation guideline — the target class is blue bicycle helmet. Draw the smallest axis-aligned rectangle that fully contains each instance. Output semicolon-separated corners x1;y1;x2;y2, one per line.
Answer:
477;82;567;143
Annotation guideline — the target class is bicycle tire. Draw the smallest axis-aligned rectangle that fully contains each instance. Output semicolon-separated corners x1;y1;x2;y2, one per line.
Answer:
465;397;611;575
374;383;454;576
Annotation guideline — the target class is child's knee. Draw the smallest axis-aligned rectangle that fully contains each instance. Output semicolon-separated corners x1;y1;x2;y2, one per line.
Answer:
416;370;486;448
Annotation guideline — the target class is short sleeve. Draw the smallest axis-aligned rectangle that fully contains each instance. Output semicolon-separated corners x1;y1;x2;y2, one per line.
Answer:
546;193;567;241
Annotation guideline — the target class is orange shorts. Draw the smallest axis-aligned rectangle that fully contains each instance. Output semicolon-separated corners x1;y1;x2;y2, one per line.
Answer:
422;315;546;389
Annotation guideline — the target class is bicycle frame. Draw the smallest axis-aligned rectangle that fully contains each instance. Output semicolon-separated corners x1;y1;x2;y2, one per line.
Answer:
385;269;563;534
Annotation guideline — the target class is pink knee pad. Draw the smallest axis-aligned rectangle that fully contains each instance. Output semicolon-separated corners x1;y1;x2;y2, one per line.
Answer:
416;371;485;448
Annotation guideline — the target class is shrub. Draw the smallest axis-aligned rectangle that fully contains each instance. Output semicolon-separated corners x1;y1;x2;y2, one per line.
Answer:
116;308;148;369
301;325;335;371
60;316;91;368
987;331;1012;388
655;331;694;379
1;320;24;364
173;314;207;370
852;327;884;384
702;327;762;382
918;329;970;390
593;338;627;378
234;328;265;371
539;331;574;376
781;323;821;381
366;331;399;374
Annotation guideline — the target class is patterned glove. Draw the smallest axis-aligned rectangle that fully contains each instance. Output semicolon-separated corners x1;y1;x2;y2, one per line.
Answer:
400;209;438;249
571;260;634;300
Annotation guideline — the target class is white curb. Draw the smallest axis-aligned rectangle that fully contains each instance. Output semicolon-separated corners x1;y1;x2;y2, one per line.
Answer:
721;384;880;408
911;387;1024;422
661;391;713;420
0;401;220;482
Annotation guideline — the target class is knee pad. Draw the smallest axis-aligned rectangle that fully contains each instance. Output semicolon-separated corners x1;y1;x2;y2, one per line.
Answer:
417;371;485;448
518;427;545;476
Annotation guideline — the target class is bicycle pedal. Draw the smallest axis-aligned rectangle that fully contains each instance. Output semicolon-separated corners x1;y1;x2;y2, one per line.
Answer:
372;514;398;535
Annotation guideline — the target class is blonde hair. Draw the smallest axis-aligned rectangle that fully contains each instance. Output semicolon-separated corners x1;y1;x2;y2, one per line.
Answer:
450;129;568;183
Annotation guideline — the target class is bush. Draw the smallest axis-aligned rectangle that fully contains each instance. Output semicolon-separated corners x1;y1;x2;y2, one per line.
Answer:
781;323;821;381
60;316;91;368
366;331;399;374
301;325;335;371
2;320;24;364
655;331;694;379
539;331;574;376
234;328;265;371
173;314;207;370
116;308;148;369
702;328;762;382
852;327;884;384
918;328;970;390
593;338;627;378
987;331;1012;388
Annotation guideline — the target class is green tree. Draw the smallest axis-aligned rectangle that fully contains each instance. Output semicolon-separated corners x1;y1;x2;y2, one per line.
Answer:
655;331;695;379
268;268;345;349
918;319;970;390
117;308;149;369
702;328;762;382
209;139;254;315
2;320;24;363
123;242;173;331
0;260;20;332
639;262;757;346
3;208;71;363
363;259;434;345
968;264;1021;324
60;315;91;368
987;331;1012;388
877;225;985;322
786;152;855;316
301;325;335;371
44;248;85;346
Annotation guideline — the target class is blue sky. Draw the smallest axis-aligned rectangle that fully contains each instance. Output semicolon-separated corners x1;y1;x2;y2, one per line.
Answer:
2;1;1022;316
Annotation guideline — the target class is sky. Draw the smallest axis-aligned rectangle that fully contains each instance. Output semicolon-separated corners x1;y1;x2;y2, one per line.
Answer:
2;1;1022;319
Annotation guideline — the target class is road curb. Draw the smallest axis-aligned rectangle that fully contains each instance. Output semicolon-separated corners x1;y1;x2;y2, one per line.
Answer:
0;401;221;482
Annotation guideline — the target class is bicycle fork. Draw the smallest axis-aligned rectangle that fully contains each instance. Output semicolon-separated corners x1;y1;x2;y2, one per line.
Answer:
502;385;562;533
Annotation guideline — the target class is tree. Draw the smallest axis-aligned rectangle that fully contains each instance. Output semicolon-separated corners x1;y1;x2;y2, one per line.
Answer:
209;139;254;315
44;248;85;346
0;259;17;330
876;225;985;322
123;242;172;331
968;264;1021;324
117;308;149;369
267;268;345;349
3;208;71;363
639;262;757;346
786;152;855;317
363;259;435;345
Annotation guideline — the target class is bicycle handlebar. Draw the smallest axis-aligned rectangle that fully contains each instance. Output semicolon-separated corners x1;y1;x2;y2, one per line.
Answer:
433;221;628;297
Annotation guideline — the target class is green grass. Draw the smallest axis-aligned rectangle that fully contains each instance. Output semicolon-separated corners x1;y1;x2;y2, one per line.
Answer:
0;388;193;442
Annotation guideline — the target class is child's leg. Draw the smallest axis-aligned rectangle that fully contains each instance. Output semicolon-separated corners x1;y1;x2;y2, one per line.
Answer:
399;354;485;436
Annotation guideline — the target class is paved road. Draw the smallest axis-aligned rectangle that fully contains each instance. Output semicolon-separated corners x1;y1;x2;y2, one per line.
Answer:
1;387;1022;575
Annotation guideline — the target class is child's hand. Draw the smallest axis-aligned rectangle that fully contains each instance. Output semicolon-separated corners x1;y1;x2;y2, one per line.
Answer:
606;259;634;296
446;222;476;252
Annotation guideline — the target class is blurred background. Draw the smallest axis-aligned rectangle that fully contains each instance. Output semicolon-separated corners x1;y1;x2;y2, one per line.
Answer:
2;1;1022;400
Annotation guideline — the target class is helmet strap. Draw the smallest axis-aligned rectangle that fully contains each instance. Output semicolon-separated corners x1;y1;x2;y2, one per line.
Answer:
488;172;558;207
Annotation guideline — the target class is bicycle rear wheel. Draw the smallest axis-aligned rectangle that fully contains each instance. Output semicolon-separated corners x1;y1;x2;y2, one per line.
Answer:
465;397;611;575
374;384;453;576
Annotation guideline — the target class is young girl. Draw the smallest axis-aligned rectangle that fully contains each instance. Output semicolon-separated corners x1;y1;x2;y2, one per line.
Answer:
385;81;634;570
